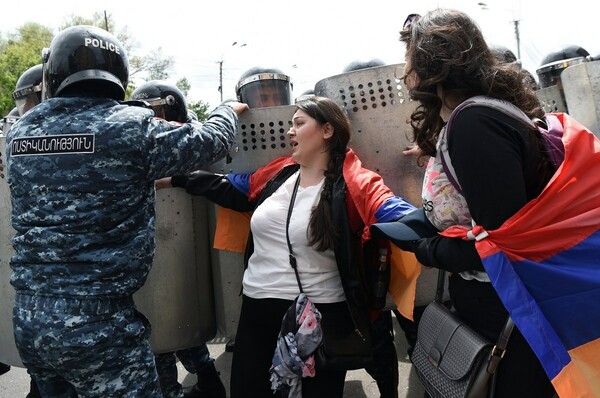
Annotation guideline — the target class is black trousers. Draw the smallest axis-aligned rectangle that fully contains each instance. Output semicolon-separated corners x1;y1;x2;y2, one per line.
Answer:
365;311;399;398
231;295;346;398
448;275;556;398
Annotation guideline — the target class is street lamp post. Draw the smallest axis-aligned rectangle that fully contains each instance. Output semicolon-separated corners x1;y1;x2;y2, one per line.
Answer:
218;42;247;102
478;2;521;60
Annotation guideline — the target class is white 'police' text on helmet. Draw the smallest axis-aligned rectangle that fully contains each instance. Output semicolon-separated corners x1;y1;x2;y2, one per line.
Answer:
12;64;43;116
43;25;129;100
130;80;187;123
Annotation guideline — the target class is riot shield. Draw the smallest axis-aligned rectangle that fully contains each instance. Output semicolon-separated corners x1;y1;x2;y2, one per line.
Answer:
562;60;600;136
207;105;296;340
315;63;445;307
0;136;22;366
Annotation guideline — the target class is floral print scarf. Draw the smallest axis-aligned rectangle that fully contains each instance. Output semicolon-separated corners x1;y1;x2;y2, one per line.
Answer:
270;293;323;398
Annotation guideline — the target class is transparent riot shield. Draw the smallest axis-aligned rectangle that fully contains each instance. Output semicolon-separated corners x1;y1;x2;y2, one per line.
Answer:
562;60;600;136
0;136;23;367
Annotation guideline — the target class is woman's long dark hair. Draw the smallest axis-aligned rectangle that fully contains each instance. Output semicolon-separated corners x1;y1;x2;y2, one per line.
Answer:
400;9;544;156
295;96;350;251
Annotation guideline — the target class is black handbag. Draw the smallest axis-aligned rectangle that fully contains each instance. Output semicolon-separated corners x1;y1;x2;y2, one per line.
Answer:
313;301;373;371
284;174;373;372
411;270;514;398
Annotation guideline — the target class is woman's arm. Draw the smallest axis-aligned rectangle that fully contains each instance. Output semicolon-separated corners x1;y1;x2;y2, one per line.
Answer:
414;107;529;272
171;170;255;212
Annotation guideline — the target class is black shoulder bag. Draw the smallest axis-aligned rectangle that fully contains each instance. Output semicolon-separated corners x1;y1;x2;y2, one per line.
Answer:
411;270;515;398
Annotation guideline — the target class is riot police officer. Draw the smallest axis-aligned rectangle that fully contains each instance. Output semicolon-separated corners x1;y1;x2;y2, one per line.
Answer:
12;64;43;116
6;25;247;397
218;66;294;356
342;58;386;73
235;67;293;108
1;107;20;136
489;44;538;91
130;80;227;398
537;44;590;106
4;64;46;398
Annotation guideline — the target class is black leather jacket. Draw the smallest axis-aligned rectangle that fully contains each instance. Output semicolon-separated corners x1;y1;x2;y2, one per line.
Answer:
174;163;373;342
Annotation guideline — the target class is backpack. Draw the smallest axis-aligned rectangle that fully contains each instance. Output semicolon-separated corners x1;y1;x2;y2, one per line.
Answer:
439;95;565;194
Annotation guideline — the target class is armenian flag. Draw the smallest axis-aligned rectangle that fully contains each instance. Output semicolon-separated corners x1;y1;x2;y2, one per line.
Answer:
443;113;600;397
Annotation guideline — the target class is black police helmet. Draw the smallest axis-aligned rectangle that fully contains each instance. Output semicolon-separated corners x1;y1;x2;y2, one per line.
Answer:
13;64;43;115
235;66;293;108
43;25;129;100
540;44;590;66
342;58;386;73
130;80;187;123
489;44;517;64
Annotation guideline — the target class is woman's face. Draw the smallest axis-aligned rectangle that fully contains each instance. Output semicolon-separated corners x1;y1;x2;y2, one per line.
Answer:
287;109;332;165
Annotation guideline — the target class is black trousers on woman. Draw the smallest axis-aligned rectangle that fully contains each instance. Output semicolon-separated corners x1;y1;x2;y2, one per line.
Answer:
448;275;556;398
230;295;346;398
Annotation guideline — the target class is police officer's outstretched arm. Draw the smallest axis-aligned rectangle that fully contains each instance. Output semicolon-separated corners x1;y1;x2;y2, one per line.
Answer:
148;101;248;180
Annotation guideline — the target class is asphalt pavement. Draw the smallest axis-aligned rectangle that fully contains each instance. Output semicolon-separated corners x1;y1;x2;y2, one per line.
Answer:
0;315;425;397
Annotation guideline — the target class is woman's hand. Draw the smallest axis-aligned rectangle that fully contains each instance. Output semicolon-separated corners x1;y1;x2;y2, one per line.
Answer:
403;144;424;157
155;177;173;190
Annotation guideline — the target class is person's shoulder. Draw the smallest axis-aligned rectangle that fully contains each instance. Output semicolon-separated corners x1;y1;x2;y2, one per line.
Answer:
452;105;527;141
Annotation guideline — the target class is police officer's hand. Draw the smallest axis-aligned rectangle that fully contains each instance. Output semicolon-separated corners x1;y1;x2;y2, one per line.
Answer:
155;177;172;190
226;101;249;116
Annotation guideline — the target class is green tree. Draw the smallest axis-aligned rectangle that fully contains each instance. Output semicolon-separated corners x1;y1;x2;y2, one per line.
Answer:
60;13;174;86
0;23;53;117
177;77;210;121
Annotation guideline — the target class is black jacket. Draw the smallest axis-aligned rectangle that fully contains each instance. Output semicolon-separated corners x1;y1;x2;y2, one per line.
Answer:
173;163;373;342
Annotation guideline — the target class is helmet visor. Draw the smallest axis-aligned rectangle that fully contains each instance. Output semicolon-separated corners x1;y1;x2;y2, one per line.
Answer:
237;73;292;108
2;115;19;134
145;96;176;120
13;84;42;116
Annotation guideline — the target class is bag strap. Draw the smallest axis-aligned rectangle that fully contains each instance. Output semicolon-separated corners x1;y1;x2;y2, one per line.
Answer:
433;269;514;378
439;96;538;195
285;173;304;293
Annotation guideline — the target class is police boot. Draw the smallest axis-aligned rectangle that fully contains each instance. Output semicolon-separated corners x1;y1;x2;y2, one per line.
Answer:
26;378;41;398
183;363;226;398
0;362;10;376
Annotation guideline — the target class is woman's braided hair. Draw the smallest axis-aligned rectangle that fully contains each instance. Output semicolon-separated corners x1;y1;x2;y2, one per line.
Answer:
294;96;351;251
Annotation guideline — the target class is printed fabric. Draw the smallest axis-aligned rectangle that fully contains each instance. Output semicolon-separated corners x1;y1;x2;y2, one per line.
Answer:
421;128;472;232
270;293;323;398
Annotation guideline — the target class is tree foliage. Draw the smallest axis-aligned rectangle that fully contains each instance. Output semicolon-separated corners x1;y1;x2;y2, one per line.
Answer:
0;23;53;117
177;77;209;121
0;13;209;121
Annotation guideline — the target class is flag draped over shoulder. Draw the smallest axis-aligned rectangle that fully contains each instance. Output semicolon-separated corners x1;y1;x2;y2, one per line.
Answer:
443;113;600;397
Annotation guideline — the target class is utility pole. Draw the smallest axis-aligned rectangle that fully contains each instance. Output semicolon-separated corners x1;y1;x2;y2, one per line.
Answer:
104;11;109;32
218;59;223;102
217;42;246;102
478;2;521;60
513;19;521;60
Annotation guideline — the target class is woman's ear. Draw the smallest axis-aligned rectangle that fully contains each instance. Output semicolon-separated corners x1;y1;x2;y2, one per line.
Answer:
323;122;334;139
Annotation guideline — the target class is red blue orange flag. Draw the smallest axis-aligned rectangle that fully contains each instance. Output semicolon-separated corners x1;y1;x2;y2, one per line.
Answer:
443;113;600;397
